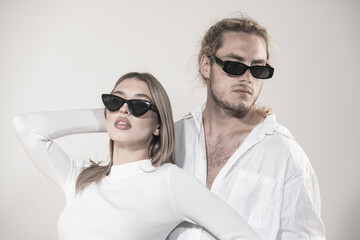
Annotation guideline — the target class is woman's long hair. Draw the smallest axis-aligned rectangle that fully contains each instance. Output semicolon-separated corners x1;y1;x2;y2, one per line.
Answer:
75;72;175;193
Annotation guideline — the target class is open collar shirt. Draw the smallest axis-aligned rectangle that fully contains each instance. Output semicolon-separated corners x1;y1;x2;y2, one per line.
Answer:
169;104;325;240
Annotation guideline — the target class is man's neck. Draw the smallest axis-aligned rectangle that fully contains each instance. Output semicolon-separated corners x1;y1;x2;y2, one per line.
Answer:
202;103;264;139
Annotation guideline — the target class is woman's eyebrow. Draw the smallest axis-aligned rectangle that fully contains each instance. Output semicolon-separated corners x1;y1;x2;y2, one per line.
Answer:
113;90;125;95
113;91;152;101
134;93;152;101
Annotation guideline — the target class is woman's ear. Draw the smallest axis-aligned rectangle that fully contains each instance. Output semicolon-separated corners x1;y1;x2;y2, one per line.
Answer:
153;124;160;136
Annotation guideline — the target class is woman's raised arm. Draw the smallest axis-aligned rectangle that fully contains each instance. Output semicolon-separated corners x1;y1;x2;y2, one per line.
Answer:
12;109;106;189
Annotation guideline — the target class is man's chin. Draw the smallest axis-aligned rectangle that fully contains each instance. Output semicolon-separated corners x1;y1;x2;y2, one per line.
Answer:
222;103;252;115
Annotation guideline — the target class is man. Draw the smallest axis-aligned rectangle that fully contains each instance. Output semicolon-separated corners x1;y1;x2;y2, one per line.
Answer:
169;16;325;240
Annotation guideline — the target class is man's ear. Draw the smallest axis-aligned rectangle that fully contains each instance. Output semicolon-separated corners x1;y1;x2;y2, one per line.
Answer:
199;54;211;80
153;124;160;136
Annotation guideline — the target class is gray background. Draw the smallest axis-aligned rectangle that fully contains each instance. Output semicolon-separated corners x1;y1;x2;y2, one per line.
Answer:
1;0;359;239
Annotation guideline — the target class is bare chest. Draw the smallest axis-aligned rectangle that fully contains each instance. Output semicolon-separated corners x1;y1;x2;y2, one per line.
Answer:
205;133;248;189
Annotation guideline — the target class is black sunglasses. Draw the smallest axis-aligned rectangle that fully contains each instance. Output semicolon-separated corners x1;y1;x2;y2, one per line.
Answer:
102;94;158;117
211;56;274;79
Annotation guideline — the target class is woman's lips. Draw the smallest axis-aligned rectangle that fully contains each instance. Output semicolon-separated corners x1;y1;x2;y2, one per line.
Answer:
114;117;132;130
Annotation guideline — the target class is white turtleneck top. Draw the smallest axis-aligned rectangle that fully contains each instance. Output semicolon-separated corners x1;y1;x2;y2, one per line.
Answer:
12;109;260;240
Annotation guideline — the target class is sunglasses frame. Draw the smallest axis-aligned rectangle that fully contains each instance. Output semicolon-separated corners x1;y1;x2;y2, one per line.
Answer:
102;94;158;117
211;55;274;79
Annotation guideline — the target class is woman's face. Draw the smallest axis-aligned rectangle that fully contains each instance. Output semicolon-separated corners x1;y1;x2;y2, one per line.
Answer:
106;77;160;150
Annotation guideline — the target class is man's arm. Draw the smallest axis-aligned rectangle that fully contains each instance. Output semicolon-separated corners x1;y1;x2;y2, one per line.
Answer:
281;144;326;239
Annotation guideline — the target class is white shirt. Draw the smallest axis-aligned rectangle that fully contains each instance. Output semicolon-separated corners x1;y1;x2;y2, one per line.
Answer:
13;109;260;240
168;104;326;240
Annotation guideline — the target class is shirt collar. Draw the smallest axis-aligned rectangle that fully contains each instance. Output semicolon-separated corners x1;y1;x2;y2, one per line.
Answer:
182;104;205;131
183;104;294;140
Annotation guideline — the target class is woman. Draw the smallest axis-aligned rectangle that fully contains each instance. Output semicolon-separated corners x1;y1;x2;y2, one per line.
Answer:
13;72;260;240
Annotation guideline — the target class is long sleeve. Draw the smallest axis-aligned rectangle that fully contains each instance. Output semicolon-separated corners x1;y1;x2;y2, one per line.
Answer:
12;109;106;189
168;166;261;240
280;144;326;239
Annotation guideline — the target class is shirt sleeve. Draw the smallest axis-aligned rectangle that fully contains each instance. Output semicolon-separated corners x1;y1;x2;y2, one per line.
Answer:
12;109;106;190
167;165;261;240
280;143;326;239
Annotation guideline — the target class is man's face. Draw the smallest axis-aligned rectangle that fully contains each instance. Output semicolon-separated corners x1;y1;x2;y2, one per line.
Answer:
201;31;268;114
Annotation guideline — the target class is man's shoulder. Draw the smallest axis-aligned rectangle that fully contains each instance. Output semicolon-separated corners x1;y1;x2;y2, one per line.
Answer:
175;104;204;132
262;116;312;169
262;114;295;141
174;116;194;130
257;115;306;155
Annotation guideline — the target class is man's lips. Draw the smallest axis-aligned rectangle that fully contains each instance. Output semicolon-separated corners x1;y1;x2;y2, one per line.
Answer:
114;117;132;130
234;88;251;95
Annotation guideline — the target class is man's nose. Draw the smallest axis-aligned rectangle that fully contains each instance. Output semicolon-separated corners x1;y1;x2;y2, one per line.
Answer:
236;69;252;83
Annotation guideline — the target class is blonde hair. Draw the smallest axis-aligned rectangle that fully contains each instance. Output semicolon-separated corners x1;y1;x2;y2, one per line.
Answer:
255;105;273;117
75;72;175;193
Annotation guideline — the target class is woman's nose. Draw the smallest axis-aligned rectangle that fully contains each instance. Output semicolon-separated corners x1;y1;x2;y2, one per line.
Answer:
119;103;130;115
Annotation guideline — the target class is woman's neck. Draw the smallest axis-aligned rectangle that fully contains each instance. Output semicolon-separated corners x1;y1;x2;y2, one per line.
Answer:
111;144;149;165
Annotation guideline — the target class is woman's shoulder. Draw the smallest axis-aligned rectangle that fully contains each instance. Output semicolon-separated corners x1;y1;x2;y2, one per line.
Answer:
157;163;181;173
157;163;197;181
153;163;173;175
153;163;182;178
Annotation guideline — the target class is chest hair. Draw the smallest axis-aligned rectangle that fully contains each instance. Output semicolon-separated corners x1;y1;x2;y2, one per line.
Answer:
205;131;249;189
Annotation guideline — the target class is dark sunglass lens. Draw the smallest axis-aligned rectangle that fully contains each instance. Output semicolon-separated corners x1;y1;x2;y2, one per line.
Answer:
251;66;273;79
103;95;124;111
128;100;151;116
251;67;268;79
224;62;247;75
